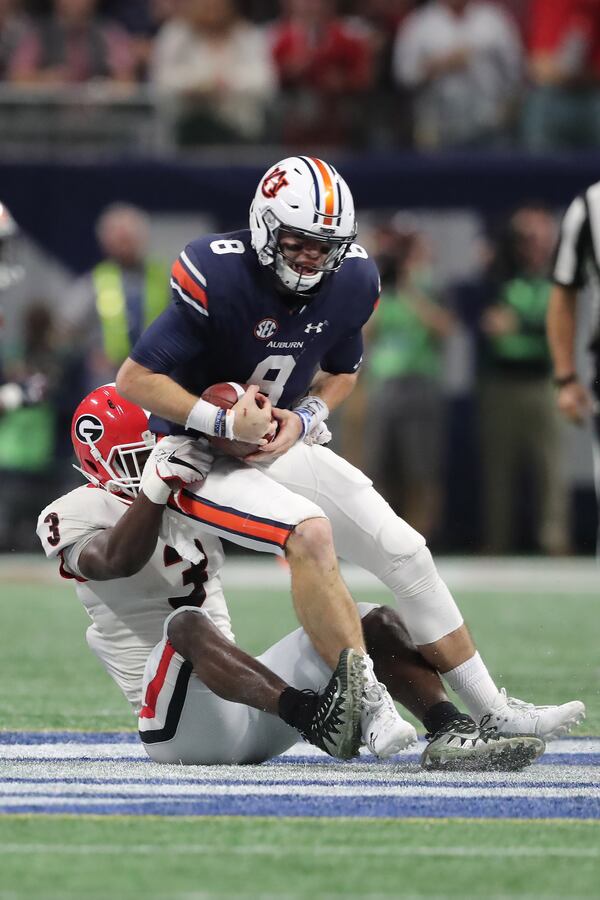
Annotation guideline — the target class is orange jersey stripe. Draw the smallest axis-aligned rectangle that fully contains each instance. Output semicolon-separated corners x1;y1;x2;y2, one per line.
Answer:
311;157;335;225
139;640;175;719
172;258;208;310
175;492;292;549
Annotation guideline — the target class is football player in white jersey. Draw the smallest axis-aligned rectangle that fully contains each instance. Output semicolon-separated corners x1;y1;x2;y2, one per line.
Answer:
37;385;545;770
37;384;370;762
117;158;586;748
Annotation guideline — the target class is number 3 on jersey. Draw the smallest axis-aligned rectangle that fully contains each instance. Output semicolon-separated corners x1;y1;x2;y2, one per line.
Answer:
247;355;297;405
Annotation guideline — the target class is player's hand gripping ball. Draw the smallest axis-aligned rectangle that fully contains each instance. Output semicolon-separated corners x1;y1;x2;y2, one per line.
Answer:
202;382;276;458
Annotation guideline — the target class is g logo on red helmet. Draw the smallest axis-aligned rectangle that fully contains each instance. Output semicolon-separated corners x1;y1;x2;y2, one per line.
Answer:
75;414;104;444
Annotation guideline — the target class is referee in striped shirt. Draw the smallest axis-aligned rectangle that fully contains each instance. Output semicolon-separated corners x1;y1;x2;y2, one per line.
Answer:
547;181;600;544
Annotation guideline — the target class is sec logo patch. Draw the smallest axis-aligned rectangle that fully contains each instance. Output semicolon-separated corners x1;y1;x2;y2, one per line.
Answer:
254;318;278;340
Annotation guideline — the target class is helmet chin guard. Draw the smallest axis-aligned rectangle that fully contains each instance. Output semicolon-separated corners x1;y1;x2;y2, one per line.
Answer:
274;254;324;292
250;157;357;295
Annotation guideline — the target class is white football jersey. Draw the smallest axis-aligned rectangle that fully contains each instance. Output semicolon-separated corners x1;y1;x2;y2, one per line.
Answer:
37;485;232;713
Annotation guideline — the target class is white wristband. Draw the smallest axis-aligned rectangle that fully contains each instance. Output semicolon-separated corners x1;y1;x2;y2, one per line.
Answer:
292;395;329;439
141;471;172;505
224;409;235;440
186;398;236;440
186;398;219;435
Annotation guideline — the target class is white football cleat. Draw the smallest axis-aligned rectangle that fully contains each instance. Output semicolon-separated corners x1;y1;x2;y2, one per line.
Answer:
481;688;586;740
421;717;545;772
361;680;418;758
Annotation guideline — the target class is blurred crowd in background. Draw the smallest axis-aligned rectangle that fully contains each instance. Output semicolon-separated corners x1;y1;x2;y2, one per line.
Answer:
0;0;597;152
0;0;598;555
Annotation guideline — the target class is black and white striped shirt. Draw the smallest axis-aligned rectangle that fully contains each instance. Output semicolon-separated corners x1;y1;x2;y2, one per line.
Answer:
553;181;600;290
553;181;600;360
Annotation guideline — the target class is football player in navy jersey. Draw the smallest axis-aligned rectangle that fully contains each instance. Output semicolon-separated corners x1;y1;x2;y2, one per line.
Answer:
117;157;585;755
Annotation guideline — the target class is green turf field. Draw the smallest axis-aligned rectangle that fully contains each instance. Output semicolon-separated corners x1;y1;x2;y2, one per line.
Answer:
1;817;598;899
0;577;597;733
0;560;598;899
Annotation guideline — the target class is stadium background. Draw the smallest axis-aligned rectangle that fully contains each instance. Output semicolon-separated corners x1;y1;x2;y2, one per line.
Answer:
1;0;598;555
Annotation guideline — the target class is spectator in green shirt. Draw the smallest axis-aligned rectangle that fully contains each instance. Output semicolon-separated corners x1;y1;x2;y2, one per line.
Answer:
365;221;455;541
478;205;570;555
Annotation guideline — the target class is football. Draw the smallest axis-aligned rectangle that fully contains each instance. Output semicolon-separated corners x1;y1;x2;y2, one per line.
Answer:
201;381;275;458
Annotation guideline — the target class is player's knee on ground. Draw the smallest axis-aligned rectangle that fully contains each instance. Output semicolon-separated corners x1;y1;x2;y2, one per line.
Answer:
386;545;464;646
285;516;336;566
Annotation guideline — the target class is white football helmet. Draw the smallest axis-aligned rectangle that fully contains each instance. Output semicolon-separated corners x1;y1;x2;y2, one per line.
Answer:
250;156;357;294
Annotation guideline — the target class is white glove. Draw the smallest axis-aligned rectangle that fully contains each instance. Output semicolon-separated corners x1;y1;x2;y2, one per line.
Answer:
141;436;214;505
303;420;332;446
159;508;205;564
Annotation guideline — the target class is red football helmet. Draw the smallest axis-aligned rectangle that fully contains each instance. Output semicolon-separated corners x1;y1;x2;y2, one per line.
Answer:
71;384;155;497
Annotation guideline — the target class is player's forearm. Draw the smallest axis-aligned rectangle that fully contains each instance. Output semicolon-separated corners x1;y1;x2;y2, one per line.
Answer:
78;494;165;580
308;371;359;414
546;285;578;378
117;358;198;426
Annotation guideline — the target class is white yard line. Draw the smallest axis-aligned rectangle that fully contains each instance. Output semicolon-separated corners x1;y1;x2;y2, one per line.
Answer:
0;844;597;859
2;762;600;787
0;737;598;761
1;783;598;800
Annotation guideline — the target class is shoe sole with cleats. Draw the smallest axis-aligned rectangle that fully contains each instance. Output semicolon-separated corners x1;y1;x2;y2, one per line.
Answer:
421;734;545;772
333;649;367;760
493;735;546;770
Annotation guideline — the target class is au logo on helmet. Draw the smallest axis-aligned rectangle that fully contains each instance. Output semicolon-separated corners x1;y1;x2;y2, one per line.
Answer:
261;167;289;199
75;414;104;444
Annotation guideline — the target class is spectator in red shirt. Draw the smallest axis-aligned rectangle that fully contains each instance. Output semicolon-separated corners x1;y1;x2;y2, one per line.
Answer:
270;0;375;146
358;0;415;147
523;0;600;150
9;0;136;86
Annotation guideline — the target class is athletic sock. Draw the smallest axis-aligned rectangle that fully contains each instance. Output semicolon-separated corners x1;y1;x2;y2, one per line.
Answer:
422;701;473;736
278;686;318;732
442;652;500;719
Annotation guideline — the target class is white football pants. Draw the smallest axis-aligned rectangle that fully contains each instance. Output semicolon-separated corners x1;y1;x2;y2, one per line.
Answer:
139;602;378;765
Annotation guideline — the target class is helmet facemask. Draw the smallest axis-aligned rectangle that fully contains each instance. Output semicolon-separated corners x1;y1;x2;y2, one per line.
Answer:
105;437;155;497
74;432;155;498
256;207;356;294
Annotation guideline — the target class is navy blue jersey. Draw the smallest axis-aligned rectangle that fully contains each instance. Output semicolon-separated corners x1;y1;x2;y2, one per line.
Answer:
131;229;380;434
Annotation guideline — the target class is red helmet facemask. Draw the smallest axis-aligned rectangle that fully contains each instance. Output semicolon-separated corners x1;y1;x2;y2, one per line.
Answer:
71;384;155;498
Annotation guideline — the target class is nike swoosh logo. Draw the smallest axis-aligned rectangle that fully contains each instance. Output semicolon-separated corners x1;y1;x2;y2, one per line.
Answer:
168;452;204;475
